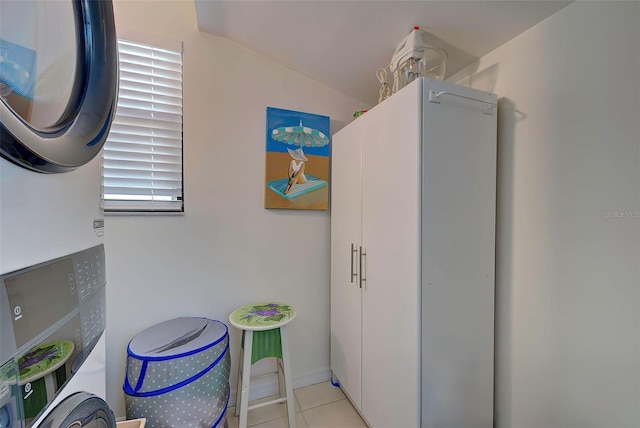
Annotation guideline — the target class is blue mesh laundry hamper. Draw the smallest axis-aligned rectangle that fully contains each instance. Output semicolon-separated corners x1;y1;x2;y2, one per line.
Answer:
124;317;231;428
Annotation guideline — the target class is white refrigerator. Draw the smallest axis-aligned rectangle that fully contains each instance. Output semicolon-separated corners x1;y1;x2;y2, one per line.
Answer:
331;77;497;427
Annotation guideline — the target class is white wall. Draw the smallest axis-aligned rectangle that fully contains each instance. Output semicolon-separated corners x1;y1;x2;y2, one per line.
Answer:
105;0;368;419
449;2;640;426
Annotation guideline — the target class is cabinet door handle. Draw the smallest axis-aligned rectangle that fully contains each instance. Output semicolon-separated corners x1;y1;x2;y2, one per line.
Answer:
359;247;367;289
350;243;358;283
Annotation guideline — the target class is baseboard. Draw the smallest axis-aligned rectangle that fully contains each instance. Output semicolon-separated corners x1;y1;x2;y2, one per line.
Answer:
228;368;332;407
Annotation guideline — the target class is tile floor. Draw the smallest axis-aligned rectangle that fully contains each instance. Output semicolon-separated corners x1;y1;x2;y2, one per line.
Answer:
226;381;367;428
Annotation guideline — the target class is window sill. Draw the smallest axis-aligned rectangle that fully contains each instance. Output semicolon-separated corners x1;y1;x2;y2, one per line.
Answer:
103;211;184;217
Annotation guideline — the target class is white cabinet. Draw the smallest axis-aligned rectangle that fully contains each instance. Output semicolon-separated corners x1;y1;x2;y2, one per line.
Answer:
331;78;497;428
330;114;364;410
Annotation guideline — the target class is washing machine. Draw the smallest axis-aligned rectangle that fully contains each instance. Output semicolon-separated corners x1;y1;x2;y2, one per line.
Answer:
0;0;118;426
0;245;114;428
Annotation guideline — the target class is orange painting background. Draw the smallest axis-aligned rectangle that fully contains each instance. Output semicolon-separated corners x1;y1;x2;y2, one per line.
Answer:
264;152;329;210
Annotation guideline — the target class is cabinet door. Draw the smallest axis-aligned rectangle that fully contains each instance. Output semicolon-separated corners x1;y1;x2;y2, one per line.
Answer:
361;80;422;427
330;118;363;409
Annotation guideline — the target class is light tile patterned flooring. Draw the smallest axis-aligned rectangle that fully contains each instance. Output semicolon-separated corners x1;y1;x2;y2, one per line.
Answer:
227;381;367;428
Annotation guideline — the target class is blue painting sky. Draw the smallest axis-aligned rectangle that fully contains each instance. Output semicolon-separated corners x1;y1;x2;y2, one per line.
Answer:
266;107;330;157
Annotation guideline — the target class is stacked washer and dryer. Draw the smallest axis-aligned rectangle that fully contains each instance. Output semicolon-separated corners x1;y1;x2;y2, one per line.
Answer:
0;246;112;427
0;1;118;427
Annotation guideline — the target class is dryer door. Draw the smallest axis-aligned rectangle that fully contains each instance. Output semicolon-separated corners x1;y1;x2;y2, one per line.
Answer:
37;392;114;428
0;1;118;173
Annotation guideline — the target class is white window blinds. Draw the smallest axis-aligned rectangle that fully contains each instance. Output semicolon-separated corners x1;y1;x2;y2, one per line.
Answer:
102;39;183;213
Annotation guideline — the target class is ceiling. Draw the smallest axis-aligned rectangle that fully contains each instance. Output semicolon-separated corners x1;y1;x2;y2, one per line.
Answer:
194;1;572;106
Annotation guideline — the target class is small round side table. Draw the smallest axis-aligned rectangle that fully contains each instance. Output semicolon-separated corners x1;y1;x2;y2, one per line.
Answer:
229;302;296;428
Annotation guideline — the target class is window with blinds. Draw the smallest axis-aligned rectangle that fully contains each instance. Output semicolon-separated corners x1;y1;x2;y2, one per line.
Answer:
102;39;183;213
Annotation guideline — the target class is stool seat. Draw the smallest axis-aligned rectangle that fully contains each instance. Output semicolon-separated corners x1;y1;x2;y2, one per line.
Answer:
229;302;296;428
229;302;296;331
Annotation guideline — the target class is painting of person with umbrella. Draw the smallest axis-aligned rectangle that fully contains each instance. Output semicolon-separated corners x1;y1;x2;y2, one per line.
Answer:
284;147;308;195
265;107;330;210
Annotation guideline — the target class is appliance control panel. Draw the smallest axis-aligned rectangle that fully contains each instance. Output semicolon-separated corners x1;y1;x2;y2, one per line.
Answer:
80;288;106;347
0;244;106;365
75;247;105;303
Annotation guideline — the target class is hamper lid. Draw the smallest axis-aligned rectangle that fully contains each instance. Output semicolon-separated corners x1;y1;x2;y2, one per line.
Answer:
127;317;227;360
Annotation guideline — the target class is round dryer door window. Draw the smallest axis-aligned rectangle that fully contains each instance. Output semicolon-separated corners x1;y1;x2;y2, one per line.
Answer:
37;392;115;428
0;1;118;173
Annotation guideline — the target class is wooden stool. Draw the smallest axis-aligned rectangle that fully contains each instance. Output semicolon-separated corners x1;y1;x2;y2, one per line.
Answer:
229;302;296;428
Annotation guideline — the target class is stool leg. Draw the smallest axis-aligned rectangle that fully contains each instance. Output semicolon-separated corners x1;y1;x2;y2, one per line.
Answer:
280;325;296;428
277;358;285;399
238;330;253;428
235;338;244;417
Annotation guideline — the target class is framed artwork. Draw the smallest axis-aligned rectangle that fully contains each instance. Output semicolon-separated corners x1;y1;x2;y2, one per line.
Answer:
264;107;330;210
